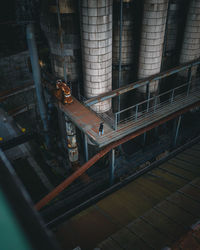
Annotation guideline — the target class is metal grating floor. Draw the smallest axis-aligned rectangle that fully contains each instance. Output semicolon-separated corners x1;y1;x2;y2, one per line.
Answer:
59;88;200;148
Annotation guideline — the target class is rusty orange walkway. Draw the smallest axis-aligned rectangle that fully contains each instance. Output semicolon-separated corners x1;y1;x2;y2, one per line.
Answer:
59;89;200;148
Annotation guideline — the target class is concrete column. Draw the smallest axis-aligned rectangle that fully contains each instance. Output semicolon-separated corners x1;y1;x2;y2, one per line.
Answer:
138;0;169;95
41;0;80;81
179;0;200;78
81;0;113;113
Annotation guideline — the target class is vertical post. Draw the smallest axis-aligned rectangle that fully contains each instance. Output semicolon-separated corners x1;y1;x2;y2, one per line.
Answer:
146;82;150;113
187;66;192;96
144;82;150;146
26;24;50;148
110;149;115;186
143;131;146;146
84;133;89;162
174;115;182;147
135;104;138;121
56;0;67;82
117;0;123;120
171;88;175;103
78;81;81;101
153;96;157;113
115;113;118;131
160;0;170;71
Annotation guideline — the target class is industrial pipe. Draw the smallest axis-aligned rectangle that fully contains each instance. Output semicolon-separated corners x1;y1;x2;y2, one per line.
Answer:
35;99;200;211
117;0;123;116
26;23;50;147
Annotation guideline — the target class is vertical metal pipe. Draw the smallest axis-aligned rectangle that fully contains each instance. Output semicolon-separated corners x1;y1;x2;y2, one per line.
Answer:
117;0;123;119
153;96;157;113
26;23;49;147
161;0;171;71
115;113;118;131
135;104;138;121
187;66;192;96
56;0;67;82
146;82;150;112
143;132;146;146
174;115;182;147
110;148;115;186
171;88;175;103
84;133;88;162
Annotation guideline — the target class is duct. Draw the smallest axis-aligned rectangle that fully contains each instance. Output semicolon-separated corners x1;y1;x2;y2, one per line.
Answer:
65;115;78;163
40;0;80;82
179;0;200;78
81;0;113;113
26;23;50;147
112;1;134;110
138;0;169;95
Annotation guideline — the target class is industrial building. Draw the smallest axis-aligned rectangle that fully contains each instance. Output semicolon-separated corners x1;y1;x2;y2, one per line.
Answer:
1;0;200;249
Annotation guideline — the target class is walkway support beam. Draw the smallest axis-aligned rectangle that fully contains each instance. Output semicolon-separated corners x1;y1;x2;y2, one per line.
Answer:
110;149;115;186
174;115;182;147
84;134;89;163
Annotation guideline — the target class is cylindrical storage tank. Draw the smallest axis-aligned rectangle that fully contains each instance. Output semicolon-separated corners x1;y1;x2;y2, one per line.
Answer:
81;0;113;113
112;1;135;110
138;0;169;96
40;0;80;82
179;0;200;78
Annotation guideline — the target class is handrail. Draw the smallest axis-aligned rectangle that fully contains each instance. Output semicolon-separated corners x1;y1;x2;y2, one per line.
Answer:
35;99;200;211
84;59;200;107
113;78;199;130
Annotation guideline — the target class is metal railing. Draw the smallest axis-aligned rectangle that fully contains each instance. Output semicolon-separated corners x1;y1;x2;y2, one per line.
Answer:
80;60;200;134
84;59;200;108
114;77;200;130
79;95;115;129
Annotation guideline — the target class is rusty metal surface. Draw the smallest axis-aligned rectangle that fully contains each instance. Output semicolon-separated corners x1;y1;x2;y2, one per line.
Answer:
57;88;200;148
54;142;200;250
58;97;109;145
35;100;200;211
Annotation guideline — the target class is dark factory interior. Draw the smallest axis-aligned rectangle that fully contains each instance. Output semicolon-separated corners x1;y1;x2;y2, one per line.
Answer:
1;0;200;249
